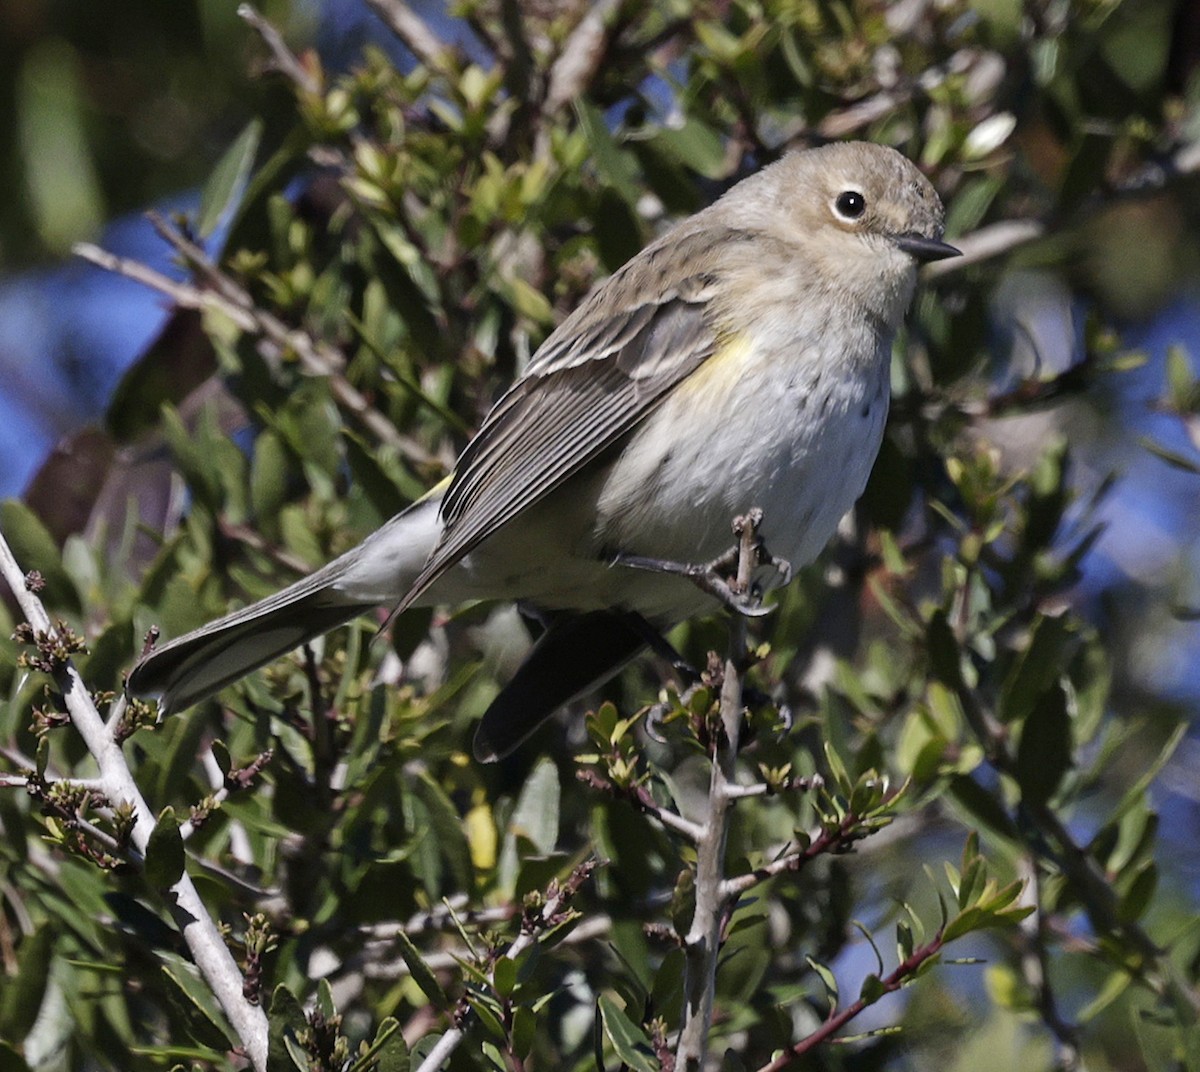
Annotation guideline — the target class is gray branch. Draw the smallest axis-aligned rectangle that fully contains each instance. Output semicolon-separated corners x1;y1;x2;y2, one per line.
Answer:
0;531;269;1070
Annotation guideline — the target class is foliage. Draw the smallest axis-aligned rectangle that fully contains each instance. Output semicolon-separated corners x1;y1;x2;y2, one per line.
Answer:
2;2;1200;1071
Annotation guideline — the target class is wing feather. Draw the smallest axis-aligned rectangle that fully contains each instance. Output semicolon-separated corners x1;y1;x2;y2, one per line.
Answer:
397;229;733;609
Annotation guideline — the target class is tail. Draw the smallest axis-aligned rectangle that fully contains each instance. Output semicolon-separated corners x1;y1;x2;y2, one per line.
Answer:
473;610;649;761
127;497;443;715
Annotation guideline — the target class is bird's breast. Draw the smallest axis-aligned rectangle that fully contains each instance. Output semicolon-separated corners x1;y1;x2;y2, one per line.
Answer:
594;317;891;575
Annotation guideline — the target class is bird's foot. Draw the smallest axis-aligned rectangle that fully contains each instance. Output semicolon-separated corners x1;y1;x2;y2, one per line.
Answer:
614;510;792;619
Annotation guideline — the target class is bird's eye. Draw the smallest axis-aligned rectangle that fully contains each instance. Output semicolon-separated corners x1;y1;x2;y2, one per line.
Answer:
834;190;866;220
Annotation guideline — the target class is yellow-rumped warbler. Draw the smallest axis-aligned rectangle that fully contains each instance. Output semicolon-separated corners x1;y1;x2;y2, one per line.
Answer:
128;141;957;760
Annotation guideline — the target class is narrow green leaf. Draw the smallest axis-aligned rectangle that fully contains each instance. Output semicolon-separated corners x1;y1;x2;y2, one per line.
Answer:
197;119;262;237
393;930;447;1008
947;776;1019;841
161;961;236;1051
144;806;185;889
859;974;886;1004
596;995;656;1072
926;611;965;689
511;1005;536;1061
1077;970;1133;1022
1015;683;1072;806
0;924;53;1040
1117;861;1158;923
1138;436;1200;474
493;955;517;999
1000;614;1073;724
574;101;640;205
317;977;336;1020
250;430;289;527
852;920;885;977
805;955;839;1008
0;499;80;612
498;758;560;894
268;985;308;1072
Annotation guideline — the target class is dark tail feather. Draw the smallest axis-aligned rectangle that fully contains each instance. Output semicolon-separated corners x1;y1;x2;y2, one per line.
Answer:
473;610;650;762
127;593;370;715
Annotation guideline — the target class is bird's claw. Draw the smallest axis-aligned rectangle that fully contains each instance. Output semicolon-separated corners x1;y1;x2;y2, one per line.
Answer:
613;541;792;619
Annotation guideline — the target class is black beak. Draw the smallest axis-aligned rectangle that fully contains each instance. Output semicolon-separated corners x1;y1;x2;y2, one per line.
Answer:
893;233;961;262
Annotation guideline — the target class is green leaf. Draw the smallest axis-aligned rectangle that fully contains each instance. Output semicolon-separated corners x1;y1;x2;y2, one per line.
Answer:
805;955;839;1010
1138;436;1200;474
859;974;886;1004
144;806;186;889
1015;683;1072;807
0;499;80;613
250;430;289;529
575;101;640;205
350;1017;409;1072
268;985;308;1072
596;995;656;1072
493;955;517;999
652;117;728;180
1000;614;1073;724
317;977;336;1020
1077;970;1133;1022
161;959;236;1051
947;776;1018;840
393;930;447;1008
926;611;965;689
0;924;53;1041
412;771;473;896
498;758;560;893
197;119;262;237
511;1005;536;1062
1117;861;1158;923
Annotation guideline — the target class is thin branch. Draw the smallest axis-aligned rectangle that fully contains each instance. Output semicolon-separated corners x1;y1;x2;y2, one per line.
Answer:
577;769;704;842
0;533;269;1070
362;914;612;980
73;227;438;468
413;859;598;1072
1;772;108;794
923;219;1045;277
542;0;623;120
675;513;760;1071
1020;860;1086;1071
364;0;454;74
754;934;947;1072
238;4;321;96
719;811;879;901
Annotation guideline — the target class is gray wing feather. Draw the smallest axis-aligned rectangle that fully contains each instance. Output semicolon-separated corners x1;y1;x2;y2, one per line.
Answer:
398;251;726;609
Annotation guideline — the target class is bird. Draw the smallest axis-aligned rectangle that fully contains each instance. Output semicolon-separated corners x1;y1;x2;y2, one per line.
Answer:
127;140;958;761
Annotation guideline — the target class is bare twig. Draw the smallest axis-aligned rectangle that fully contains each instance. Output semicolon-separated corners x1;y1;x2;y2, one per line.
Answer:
577;769;704;842
364;0;454;74
542;0;623;120
73;229;438;468
238;3;320;95
719;810;880;901
412;859;598;1072
675;512;759;1070
923;219;1045;277
753;934;947;1072
1020;860;1085;1072
0;533;269;1070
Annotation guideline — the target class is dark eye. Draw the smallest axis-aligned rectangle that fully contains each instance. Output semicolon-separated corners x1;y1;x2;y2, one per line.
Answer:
834;190;866;219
